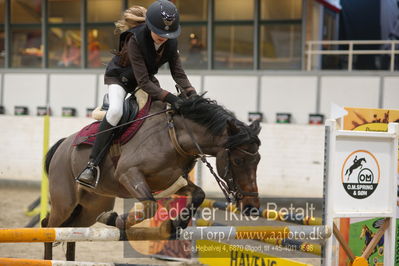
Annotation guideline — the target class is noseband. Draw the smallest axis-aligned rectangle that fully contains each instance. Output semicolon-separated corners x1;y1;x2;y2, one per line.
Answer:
167;110;259;203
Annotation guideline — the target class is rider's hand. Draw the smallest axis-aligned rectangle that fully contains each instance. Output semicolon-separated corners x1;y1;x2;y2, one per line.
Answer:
185;88;197;97
165;93;184;113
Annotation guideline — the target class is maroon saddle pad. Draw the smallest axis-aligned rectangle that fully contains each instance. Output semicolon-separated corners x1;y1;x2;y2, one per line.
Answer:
73;98;152;146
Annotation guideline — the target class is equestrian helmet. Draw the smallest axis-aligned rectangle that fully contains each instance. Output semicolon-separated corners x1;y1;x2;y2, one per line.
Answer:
146;0;181;39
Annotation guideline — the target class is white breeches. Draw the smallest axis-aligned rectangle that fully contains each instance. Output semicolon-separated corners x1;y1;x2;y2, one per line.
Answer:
105;84;126;126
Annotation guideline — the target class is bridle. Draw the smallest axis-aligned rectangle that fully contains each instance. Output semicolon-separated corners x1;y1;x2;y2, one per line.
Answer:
167;109;259;204
222;147;259;201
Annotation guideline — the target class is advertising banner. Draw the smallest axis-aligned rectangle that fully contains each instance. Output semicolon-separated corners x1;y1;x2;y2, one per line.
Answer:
343;107;399;265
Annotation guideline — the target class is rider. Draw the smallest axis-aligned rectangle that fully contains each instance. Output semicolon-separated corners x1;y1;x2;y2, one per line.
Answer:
76;0;197;188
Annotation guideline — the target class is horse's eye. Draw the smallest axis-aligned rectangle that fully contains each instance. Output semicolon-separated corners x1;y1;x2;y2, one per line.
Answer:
234;158;243;165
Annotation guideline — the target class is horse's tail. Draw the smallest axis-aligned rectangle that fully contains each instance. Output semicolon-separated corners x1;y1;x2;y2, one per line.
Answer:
45;138;66;175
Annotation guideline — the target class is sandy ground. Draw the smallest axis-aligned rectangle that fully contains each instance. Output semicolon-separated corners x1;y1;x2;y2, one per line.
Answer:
0;186;191;265
0;185;321;266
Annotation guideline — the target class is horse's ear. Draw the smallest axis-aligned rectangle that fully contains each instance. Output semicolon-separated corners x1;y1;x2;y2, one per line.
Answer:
227;119;240;135
250;120;261;135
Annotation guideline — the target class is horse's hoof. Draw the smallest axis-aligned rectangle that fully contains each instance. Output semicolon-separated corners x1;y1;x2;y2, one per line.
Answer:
159;220;180;240
96;211;118;226
157;220;172;240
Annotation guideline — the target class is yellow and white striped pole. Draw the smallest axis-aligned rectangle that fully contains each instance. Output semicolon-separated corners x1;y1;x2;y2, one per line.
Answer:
0;225;331;242
201;199;323;226
0;258;138;266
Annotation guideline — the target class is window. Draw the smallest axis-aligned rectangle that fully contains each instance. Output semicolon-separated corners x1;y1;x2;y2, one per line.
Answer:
48;28;81;68
260;24;301;70
48;0;80;68
176;0;207;21
88;0;122;23
260;0;302;70
87;27;116;68
127;0;153;9
11;0;42;24
214;0;253;69
10;0;42;67
0;0;4;22
1;0;307;70
0;0;4;68
11;28;42;68
215;0;254;20
48;0;80;23
214;26;253;69
178;25;207;69
176;0;208;69
261;0;302;20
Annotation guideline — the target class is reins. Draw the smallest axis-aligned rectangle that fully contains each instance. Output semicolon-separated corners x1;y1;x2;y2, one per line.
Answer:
178;110;237;203
167;88;258;203
177;113;259;203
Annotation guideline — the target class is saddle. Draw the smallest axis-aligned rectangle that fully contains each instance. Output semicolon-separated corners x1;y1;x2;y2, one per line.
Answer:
73;89;151;146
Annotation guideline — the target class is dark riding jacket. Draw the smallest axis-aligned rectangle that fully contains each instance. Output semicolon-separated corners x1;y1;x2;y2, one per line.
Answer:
104;24;193;100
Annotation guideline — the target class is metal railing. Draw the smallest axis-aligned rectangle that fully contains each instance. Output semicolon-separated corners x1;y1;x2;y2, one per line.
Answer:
306;40;399;71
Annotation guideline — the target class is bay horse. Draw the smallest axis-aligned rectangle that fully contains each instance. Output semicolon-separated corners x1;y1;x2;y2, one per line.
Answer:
43;94;261;260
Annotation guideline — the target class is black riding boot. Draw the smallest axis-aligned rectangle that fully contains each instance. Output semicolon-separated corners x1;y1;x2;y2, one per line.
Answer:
76;117;114;188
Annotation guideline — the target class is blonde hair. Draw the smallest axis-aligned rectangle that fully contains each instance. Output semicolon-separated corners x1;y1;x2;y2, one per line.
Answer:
114;6;147;35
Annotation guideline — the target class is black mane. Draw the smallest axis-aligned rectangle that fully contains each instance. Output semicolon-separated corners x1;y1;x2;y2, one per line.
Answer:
178;95;261;148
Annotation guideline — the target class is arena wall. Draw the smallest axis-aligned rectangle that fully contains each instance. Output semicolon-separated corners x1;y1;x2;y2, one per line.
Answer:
0;117;324;197
0;70;397;197
1;71;398;123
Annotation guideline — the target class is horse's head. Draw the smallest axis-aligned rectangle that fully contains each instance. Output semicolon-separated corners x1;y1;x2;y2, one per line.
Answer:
177;95;261;213
215;119;261;214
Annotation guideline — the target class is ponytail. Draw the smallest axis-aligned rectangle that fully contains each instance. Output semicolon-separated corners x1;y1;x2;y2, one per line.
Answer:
114;6;147;35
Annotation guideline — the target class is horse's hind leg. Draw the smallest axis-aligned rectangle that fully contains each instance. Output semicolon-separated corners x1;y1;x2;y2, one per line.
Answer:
41;215;53;260
61;191;116;261
42;182;78;260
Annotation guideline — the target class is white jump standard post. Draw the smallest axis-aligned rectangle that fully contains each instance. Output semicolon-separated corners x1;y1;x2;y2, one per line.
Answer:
324;119;398;265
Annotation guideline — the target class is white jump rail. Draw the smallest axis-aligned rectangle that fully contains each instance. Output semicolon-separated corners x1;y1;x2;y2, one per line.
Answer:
0;225;331;243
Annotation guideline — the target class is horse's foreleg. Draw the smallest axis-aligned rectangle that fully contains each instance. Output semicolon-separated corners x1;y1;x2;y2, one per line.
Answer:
168;180;205;233
98;167;157;229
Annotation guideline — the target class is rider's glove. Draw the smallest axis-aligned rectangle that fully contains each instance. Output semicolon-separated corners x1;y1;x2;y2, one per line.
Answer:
185;88;197;97
165;93;184;113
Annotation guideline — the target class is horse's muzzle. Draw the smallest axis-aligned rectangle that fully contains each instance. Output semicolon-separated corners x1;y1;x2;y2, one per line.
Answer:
238;196;260;216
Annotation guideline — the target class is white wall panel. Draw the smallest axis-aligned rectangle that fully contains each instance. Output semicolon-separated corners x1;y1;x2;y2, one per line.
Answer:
3;74;47;115
97;74;107;107
49;117;93;146
97;74;202;106
203;75;257;122
260;76;318;124
198;123;325;198
382;77;399;110
0;116;94;181
157;74;202;94
49;74;97;117
320;76;380;117
0;116;43;181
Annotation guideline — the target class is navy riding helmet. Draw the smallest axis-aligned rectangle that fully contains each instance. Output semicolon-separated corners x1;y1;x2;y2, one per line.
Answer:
146;0;181;39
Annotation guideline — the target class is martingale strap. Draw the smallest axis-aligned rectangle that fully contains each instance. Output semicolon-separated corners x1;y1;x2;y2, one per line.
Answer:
166;110;195;158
